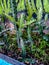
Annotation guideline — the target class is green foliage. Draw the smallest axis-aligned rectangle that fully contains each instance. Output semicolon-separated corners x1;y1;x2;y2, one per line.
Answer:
17;0;25;11
31;0;36;13
0;0;49;64
36;0;42;9
43;0;49;12
36;0;43;21
45;14;48;21
25;0;33;20
32;39;49;63
37;7;43;21
0;0;11;15
10;0;17;20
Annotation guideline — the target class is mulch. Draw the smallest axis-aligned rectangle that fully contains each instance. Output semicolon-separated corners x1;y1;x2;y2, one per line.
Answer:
0;53;25;65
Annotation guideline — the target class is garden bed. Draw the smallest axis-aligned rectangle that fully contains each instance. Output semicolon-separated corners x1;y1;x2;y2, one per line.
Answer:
0;0;49;65
0;53;25;65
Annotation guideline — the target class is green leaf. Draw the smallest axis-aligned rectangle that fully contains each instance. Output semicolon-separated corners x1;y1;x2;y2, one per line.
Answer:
37;7;43;21
22;19;36;27
44;14;48;21
17;0;25;11
25;0;33;20
36;0;42;9
43;0;49;12
0;0;11;15
20;37;26;57
31;0;36;13
4;0;7;9
4;13;16;23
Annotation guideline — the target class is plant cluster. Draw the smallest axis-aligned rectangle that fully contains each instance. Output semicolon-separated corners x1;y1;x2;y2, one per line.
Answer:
0;0;49;65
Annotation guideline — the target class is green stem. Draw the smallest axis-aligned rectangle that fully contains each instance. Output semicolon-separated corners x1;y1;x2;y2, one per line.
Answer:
27;26;33;53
